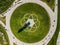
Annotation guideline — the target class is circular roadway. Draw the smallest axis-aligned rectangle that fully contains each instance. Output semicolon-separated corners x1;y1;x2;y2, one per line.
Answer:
6;0;57;45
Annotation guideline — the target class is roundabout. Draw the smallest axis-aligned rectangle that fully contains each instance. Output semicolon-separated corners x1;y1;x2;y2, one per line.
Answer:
5;0;57;45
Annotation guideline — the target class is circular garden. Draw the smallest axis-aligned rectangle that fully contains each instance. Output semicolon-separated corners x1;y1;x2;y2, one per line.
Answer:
10;3;50;43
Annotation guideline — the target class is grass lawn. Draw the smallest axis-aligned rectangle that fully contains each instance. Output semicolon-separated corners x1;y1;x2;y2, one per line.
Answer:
10;3;50;43
0;0;15;14
0;16;6;24
58;0;60;32
0;24;10;45
13;43;17;45
41;0;55;11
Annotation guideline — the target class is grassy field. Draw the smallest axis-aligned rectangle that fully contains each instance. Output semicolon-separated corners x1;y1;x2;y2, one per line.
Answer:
0;24;10;45
41;0;55;11
0;0;15;14
10;3;50;43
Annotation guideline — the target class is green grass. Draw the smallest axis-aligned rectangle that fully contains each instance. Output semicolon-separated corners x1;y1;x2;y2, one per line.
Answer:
0;24;10;45
0;16;6;24
41;0;55;11
58;0;60;32
10;3;50;43
0;0;15;14
13;43;17;45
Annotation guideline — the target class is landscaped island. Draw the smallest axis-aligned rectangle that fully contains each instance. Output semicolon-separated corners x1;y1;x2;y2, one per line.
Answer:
10;3;50;43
